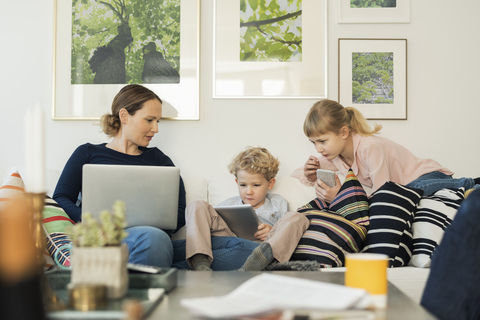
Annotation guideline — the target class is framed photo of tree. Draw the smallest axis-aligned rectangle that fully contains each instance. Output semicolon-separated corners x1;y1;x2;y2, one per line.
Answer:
338;38;407;120
213;0;327;99
53;0;200;120
338;0;410;24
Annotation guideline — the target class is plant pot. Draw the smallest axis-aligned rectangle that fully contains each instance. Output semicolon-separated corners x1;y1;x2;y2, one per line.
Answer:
70;244;129;299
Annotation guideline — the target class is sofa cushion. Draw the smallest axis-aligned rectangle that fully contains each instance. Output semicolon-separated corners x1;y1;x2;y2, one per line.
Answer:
409;188;464;268
290;170;369;267
0;168;25;209
43;196;74;267
0;169;57;269
362;182;423;267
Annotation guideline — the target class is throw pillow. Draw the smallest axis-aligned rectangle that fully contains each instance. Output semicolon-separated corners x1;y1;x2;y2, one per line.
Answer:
298;169;370;227
0;169;56;270
291;170;369;267
409;188;464;267
43;196;74;267
0;168;25;210
362;182;423;267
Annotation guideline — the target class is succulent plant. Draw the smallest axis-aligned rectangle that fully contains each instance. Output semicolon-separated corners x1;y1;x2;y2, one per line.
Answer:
67;201;128;247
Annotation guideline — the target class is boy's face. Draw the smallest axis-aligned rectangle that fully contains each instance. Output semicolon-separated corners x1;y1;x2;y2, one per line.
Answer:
235;170;275;209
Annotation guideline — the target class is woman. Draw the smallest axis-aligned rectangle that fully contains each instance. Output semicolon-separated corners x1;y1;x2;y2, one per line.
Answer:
54;84;258;269
53;84;184;267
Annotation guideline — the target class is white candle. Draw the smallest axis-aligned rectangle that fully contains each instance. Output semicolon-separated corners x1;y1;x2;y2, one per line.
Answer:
24;103;46;193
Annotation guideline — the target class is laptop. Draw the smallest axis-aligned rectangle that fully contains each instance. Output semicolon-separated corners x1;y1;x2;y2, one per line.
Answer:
81;164;180;230
213;204;260;241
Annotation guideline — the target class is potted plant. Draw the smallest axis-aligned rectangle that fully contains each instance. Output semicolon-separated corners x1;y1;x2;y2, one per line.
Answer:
67;201;129;299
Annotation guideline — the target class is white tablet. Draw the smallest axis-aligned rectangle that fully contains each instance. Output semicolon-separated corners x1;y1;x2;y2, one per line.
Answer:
213;204;260;241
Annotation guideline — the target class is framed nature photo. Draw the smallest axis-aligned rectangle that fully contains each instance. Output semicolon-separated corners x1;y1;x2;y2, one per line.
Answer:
338;0;410;24
338;38;407;120
53;0;200;120
213;0;327;99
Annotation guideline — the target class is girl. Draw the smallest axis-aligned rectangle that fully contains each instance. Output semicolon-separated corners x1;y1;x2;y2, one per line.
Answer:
295;99;478;202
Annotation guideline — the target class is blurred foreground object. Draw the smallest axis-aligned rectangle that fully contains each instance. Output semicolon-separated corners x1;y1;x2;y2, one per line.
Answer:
0;196;46;319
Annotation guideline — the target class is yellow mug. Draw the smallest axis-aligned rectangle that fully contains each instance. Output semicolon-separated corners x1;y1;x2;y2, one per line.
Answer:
345;253;389;309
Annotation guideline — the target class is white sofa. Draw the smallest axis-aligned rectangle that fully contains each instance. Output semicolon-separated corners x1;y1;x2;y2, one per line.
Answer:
179;173;430;304
36;169;429;304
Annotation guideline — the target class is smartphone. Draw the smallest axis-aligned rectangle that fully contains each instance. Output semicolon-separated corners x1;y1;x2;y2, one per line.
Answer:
316;169;336;188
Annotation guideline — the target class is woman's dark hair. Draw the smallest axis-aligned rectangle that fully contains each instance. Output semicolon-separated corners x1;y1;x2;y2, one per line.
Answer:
100;84;163;137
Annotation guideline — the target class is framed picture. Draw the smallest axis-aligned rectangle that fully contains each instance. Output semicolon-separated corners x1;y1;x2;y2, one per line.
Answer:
52;0;200;120
338;0;410;24
338;38;407;120
213;0;327;99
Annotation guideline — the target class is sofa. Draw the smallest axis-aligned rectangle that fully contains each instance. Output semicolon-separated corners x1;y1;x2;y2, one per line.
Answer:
179;172;434;304
2;167;447;304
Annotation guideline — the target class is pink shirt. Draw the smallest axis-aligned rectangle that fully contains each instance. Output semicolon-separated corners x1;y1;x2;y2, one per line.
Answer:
293;133;453;194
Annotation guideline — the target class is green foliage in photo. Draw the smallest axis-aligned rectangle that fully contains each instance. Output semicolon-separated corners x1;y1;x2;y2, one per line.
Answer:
71;0;180;84
350;0;396;8
240;0;302;62
352;52;394;104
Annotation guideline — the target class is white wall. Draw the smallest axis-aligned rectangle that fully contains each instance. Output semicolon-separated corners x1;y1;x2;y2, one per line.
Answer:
2;0;480;194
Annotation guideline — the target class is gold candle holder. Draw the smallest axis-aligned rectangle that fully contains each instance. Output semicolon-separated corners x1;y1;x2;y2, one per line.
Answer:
27;192;65;312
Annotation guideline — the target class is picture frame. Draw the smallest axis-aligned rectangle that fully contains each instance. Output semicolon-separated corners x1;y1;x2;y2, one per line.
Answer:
52;0;200;121
213;0;327;99
338;0;410;24
338;38;407;120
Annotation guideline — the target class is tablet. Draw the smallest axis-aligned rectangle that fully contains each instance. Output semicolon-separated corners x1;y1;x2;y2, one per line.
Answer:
213;204;260;241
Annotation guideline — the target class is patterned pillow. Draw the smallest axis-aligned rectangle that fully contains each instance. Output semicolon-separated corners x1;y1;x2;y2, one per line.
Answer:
291;170;369;267
0;168;25;210
409;188;464;267
0;169;74;269
362;182;423;267
43;196;74;267
0;169;56;269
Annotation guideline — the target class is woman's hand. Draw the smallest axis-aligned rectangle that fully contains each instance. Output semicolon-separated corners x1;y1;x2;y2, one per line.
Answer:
315;174;342;203
304;155;320;182
254;223;272;241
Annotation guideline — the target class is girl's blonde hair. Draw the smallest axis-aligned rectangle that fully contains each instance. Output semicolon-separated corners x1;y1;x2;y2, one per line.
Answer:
303;99;382;137
228;147;280;182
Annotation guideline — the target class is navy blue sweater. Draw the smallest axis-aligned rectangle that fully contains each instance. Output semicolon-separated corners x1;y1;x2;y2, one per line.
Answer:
53;143;186;233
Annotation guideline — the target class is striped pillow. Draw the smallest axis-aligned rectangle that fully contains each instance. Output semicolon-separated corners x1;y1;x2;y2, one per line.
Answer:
0;168;25;209
298;169;370;227
291;170;369;267
362;182;423;267
0;169;56;269
43;196;74;267
409;188;464;267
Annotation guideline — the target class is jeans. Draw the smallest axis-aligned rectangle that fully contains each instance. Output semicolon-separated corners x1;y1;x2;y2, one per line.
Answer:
405;171;475;196
421;188;480;320
123;226;173;268
171;236;259;270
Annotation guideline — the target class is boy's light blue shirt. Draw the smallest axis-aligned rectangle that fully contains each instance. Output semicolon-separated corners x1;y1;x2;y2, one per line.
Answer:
217;193;289;226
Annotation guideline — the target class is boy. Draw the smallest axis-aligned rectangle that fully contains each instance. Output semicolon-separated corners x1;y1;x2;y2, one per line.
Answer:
185;147;288;271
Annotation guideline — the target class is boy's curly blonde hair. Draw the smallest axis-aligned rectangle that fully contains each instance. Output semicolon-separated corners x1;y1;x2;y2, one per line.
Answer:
228;147;280;181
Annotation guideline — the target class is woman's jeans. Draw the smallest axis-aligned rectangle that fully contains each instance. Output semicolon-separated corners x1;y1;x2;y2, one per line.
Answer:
123;227;259;269
405;171;475;196
123;226;173;268
172;237;259;270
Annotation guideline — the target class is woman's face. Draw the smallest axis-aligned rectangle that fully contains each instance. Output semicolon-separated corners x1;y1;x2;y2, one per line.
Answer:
123;99;162;147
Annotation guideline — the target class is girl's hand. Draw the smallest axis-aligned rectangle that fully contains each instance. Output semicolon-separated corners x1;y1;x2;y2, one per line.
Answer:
254;223;272;241
315;174;342;203
304;155;320;182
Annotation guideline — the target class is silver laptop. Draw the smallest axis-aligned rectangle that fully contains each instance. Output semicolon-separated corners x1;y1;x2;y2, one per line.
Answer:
82;164;179;230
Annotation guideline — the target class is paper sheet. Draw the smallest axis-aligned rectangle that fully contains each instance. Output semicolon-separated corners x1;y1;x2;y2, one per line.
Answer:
181;273;368;318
